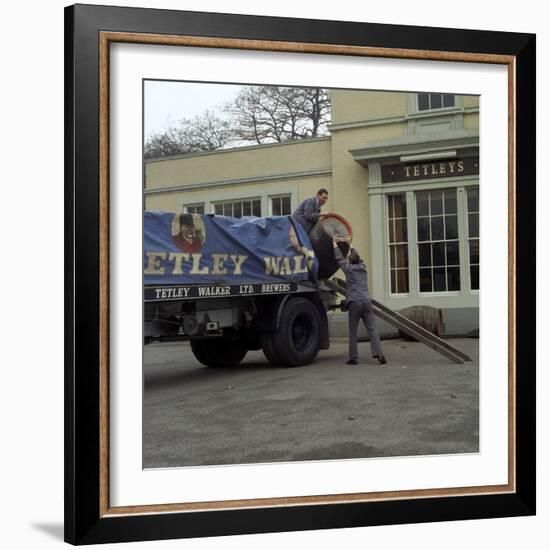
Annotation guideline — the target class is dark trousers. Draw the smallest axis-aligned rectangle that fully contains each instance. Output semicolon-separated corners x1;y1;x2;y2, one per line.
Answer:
348;300;383;361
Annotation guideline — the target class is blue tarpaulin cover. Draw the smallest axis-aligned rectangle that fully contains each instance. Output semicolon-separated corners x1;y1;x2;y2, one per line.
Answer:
144;211;318;286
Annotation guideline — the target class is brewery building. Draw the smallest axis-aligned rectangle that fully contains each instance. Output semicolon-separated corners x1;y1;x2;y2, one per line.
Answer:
144;90;479;334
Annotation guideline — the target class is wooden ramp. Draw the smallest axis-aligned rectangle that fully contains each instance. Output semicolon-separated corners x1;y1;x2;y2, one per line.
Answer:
324;279;472;364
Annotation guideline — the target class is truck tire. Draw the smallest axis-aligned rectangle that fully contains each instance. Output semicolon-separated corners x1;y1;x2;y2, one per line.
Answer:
270;297;321;366
190;340;210;365
260;332;282;365
191;339;247;367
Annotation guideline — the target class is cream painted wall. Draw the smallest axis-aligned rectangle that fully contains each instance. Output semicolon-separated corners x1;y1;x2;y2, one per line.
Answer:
463;95;480;108
145;175;333;213
464;112;480;130
331;89;408;125
146;137;331;189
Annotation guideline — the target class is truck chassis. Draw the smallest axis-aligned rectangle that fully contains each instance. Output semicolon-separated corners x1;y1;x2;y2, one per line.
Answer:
144;281;337;367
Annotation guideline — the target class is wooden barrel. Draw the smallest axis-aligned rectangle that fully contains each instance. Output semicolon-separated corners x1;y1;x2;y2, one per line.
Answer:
396;305;444;339
309;214;353;279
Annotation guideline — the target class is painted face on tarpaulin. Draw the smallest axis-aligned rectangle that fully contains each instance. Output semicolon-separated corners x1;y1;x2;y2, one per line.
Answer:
171;213;205;253
179;214;196;241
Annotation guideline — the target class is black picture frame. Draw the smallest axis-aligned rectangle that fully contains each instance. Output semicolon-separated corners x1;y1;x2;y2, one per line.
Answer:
65;3;536;545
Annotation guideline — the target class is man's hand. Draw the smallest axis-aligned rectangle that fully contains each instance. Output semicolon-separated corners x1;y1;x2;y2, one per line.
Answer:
332;236;339;248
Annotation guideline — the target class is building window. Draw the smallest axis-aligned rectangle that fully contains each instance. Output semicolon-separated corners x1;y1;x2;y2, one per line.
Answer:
271;195;292;216
213;197;261;218
417;93;455;111
467;187;479;290
387;194;409;294
416;189;460;293
184;203;205;214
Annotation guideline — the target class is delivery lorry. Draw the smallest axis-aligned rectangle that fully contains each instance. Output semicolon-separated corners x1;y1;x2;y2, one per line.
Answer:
143;211;352;367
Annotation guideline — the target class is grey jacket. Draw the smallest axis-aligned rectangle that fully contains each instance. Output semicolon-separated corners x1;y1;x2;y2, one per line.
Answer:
291;196;321;233
334;247;370;303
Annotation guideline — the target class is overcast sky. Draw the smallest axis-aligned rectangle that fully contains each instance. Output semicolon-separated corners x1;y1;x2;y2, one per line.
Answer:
144;80;243;139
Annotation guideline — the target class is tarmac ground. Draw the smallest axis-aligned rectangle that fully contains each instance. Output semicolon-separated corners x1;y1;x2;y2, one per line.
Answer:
143;336;479;468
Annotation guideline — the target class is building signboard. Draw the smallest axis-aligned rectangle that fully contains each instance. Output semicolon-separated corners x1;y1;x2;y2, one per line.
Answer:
381;156;479;183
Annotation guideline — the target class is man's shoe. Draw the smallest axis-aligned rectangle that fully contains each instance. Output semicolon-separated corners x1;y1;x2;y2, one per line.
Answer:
346;359;358;365
377;355;387;365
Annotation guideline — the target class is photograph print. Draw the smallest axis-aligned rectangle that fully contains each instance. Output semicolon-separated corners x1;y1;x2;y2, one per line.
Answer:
142;79;479;469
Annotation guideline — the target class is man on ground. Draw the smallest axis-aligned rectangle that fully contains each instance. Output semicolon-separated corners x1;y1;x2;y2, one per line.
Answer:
333;236;386;365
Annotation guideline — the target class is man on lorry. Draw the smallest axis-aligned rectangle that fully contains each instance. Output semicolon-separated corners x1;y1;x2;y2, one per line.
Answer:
291;188;329;233
332;236;387;366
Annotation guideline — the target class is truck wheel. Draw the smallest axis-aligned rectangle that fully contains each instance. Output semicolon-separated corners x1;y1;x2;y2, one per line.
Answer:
260;332;282;365
190;340;210;365
272;298;321;366
191;339;247;367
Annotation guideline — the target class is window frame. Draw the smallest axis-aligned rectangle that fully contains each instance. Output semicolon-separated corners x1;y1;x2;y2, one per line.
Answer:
386;193;410;296
406;93;465;116
466;187;480;292
414;188;462;295
377;179;479;303
212;196;263;218
417;92;456;112
269;193;293;216
183;203;205;214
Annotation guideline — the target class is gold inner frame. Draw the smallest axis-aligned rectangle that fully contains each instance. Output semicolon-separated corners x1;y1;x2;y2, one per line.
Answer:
98;31;516;517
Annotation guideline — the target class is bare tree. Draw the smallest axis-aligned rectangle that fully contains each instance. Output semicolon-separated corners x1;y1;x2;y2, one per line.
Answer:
144;111;234;159
144;127;185;159
294;87;331;137
175;110;234;151
144;86;331;158
226;86;331;144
